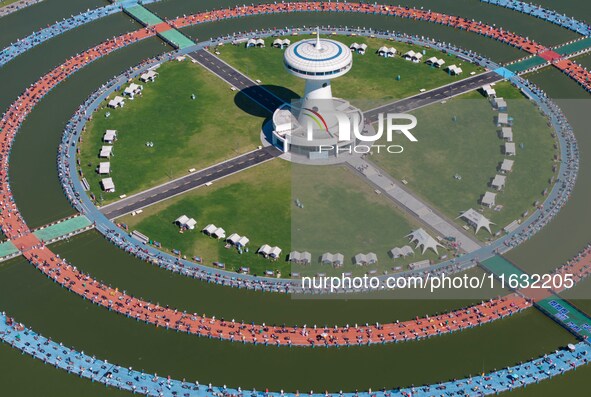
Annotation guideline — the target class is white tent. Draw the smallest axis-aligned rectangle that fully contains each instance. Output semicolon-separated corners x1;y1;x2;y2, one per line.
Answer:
108;96;125;108
185;218;197;230
500;159;514;173
411;52;423;62
402;50;416;60
493;97;507;111
227;233;241;245
390;245;414;259
175;215;196;230
333;253;344;267
426;57;445;67
103;129;117;143
481;84;496;97
505;142;516;155
212;227;225;239
246;38;257;47
321;252;334;264
353;253;367;265
500;127;513;141
491;174;507;190
366;252;378;264
497;113;510;126
258;244;272;256
269;246;282;258
446;64;463;75
101;177;115;192
202;224;217;235
273;38;290;48
459;208;494;234
140;70;158;82
99;146;113;158
237;236;249;247
98;162;110;175
123;83;143;99
406;229;444;255
481;191;497;208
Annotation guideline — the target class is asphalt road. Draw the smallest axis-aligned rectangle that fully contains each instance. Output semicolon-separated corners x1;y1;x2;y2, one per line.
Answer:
189;49;284;113
364;70;502;122
101;51;503;220
100;145;282;219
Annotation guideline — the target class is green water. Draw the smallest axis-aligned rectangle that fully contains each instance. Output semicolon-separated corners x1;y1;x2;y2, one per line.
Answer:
1;0;591;395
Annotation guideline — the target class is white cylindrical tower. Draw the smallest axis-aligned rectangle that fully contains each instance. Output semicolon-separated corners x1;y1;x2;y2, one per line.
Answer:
283;32;352;116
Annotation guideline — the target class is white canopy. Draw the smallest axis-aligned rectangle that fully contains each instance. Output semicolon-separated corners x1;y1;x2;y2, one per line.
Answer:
212;227;225;239
497;113;510;126
494;97;507;110
98;162;110;174
403;50;416;59
202;224;217;235
108;96;125;108
103;129;117;143
481;191;497;207
354;253;367;265
505;142;516;155
491;174;507;190
99;146;113;158
227;233;241;244
481;84;496;97
406;228;443;255
101;177;115;192
269;246;282;258
447;64;463;75
500;159;514;173
501;127;513;141
185;218;197;230
390;245;414;259
175;215;196;229
459;208;494;234
140;70;158;82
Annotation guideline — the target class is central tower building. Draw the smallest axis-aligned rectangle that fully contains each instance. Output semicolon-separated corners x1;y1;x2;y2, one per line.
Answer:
271;32;364;160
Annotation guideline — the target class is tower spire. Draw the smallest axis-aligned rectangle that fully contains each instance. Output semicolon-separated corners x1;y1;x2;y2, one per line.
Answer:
315;28;322;50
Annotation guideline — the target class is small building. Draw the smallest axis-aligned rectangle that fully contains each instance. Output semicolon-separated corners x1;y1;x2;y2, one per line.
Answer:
321;252;344;267
175;215;197;230
446;64;463;75
246;38;265;48
140;70;158;83
103;129;117;143
377;46;396;57
97;162;110;175
272;38;290;49
99;145;113;158
101;177;115;192
500;127;513;142
288;251;311;264
459;208;494;234
500;159;514;173
425;56;445;68
350;42;368;54
108;96;125;108
389;245;414;259
481;191;497;208
491;174;507;190
481;84;496;97
493;97;508;112
497;113;511;127
123;83;143;99
504;142;516;156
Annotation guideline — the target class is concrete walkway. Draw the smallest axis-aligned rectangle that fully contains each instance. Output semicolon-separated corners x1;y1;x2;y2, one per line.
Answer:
347;156;482;252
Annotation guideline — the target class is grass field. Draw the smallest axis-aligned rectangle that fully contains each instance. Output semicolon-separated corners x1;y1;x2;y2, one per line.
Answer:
119;160;447;276
215;35;483;109
79;60;267;204
372;82;557;238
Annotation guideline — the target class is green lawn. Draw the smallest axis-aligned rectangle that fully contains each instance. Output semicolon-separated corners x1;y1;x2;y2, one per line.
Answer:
372;82;557;239
119;160;448;276
215;35;483;109
79;60;267;204
0;0;23;7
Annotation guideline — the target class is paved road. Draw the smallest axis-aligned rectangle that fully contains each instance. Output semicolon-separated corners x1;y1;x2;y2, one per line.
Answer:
364;71;502;122
189;49;284;113
100;146;281;219
102;51;502;231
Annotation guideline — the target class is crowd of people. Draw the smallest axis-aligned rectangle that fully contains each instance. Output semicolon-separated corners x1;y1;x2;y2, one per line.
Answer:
2;309;590;396
481;0;591;36
0;0;42;18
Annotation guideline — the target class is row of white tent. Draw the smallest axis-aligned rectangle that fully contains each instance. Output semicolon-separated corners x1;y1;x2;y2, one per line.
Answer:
123;83;143;100
226;233;250;247
202;224;226;239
